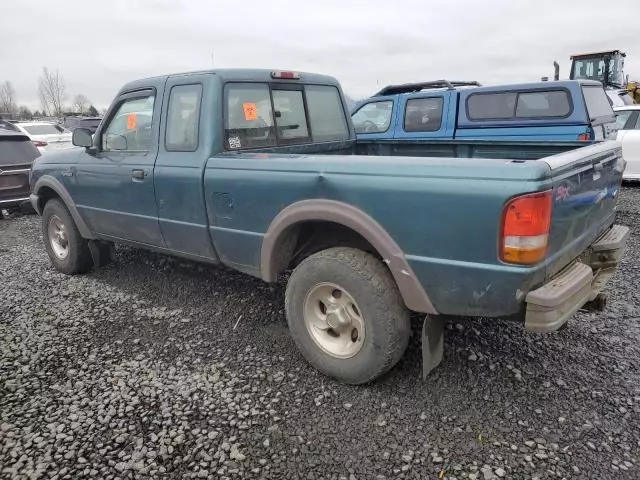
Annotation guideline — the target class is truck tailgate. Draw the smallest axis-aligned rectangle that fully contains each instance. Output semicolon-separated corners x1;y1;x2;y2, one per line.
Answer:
543;141;625;280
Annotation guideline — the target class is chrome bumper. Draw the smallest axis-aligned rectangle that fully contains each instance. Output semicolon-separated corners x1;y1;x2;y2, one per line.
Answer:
525;224;630;333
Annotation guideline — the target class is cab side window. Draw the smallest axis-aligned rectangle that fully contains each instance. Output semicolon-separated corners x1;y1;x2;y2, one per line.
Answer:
102;95;155;152
166;84;202;151
351;101;393;134
404;97;444;132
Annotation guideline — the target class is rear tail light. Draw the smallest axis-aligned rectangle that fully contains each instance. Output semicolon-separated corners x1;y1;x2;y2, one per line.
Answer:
500;190;553;265
578;128;593;141
32;140;48;147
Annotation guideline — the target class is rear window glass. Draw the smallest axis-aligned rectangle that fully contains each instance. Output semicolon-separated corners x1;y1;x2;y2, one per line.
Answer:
225;84;277;150
582;86;615;120
0;137;40;166
305;85;349;142
224;83;348;150
404;97;444;132
23;124;65;135
467;90;572;120
272;90;310;142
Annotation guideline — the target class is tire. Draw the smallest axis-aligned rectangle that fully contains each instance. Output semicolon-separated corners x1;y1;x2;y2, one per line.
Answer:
42;199;93;274
285;247;411;384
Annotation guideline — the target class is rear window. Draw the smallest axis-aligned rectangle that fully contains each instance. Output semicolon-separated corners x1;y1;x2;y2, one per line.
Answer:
224;83;348;150
0;137;40;166
23;124;65;135
582;86;615;121
467;89;572;120
305;86;349;142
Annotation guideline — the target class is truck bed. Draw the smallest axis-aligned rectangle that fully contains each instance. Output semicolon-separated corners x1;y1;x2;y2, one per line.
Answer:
207;140;624;317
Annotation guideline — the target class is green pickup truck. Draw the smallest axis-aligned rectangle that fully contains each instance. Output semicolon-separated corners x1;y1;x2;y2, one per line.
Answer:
29;69;629;384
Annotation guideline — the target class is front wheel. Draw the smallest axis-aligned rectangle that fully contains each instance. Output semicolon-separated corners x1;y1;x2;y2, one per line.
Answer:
285;247;411;384
42;199;93;274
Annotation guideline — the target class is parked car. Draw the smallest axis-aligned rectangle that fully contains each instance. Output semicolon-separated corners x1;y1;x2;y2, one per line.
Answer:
13;122;74;153
352;79;618;143
30;69;629;384
63;116;103;134
614;105;640;181
0;121;41;212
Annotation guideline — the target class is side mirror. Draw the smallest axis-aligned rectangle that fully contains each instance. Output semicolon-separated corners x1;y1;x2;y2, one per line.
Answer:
72;128;93;148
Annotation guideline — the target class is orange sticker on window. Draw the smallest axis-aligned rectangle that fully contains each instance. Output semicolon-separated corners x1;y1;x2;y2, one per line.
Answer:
242;102;258;121
127;113;137;130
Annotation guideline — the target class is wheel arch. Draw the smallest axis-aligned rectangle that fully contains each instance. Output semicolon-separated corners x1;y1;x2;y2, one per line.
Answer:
32;175;95;239
260;199;437;314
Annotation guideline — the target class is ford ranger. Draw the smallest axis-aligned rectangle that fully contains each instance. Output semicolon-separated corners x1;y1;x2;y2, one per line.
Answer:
29;69;629;384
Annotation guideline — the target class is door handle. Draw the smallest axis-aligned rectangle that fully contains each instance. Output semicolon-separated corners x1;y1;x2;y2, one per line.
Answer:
132;169;147;180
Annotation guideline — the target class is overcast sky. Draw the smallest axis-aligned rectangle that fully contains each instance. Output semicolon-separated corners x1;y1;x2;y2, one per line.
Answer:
2;0;639;110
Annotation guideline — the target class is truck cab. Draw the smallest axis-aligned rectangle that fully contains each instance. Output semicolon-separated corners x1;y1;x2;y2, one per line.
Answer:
352;79;618;143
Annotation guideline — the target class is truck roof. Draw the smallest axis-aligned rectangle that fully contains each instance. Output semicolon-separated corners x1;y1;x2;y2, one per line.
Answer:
119;68;341;94
370;79;604;99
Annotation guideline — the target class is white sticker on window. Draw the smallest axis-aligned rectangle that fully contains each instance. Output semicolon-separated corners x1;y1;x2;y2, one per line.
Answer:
228;136;241;149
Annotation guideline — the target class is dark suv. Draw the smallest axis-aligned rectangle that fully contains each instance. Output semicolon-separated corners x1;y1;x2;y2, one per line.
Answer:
63;116;103;134
0;121;41;213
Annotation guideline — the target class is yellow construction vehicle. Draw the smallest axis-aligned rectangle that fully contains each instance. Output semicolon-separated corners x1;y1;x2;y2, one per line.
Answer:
625;80;640;103
566;50;638;104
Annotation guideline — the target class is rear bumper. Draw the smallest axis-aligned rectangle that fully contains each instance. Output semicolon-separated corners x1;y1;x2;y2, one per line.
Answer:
525;224;629;332
0;167;31;209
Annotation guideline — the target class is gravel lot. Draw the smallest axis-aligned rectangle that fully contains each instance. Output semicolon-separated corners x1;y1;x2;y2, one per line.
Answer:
1;188;640;480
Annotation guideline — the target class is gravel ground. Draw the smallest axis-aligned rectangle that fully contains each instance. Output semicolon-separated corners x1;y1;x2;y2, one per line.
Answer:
1;187;640;480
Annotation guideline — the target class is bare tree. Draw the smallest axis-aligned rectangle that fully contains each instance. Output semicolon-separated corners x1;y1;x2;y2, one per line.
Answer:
73;94;90;114
38;67;66;116
18;105;33;120
0;81;17;115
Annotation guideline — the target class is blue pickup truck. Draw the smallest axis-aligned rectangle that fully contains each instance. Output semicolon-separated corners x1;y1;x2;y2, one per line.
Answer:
29;69;629;384
351;79;618;143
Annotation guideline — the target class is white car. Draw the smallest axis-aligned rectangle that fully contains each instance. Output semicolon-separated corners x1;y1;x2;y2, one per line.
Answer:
614;105;640;181
13;122;74;154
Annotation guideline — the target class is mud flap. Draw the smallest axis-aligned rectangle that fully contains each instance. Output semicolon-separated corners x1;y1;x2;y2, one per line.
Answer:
88;240;113;268
422;315;445;379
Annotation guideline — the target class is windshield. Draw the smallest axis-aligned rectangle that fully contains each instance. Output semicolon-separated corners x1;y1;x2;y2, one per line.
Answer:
23;124;66;135
571;54;625;87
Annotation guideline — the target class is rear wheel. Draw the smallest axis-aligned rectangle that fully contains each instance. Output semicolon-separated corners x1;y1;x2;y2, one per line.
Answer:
285;247;411;384
42;199;93;274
